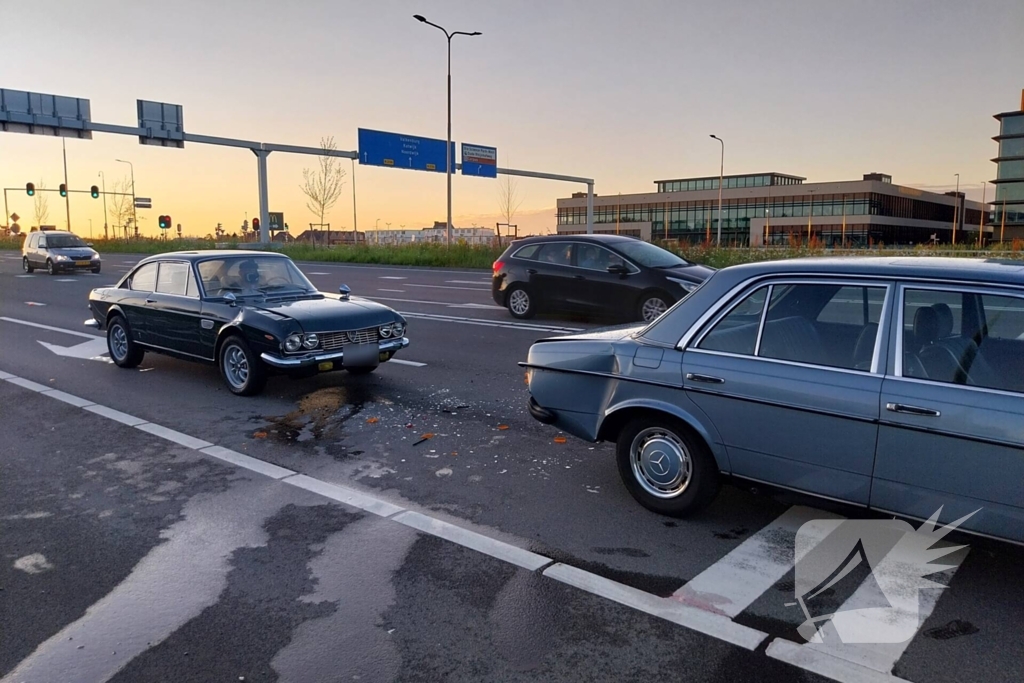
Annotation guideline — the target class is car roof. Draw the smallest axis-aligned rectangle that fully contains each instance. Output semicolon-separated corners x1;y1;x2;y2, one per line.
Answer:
137;249;289;264
511;234;640;246
722;256;1024;285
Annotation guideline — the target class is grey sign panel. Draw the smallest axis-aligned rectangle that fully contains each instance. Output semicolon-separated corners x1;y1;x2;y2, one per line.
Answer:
0;89;92;139
268;212;284;231
137;100;184;148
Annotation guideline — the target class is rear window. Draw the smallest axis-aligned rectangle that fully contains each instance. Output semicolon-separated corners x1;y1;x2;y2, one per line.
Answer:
512;244;540;260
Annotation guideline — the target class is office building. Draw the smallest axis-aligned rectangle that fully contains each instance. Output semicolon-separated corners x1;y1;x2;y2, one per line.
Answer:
992;90;1024;241
363;222;495;245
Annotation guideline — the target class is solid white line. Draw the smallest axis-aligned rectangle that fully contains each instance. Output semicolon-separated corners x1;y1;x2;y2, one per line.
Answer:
445;279;492;285
407;283;490;292
377;288;406;293
388;358;427;367
393;511;552;571
544;563;768;650
0;370;15;380
0;316;101;339
136;423;213;450
199;445;296;480
285;474;404;517
307;272;331;275
766;639;908;683
378;276;407;280
55;278;77;282
399;310;582;333
40;389;96;408
294;261;487;276
673;506;844;617
5;377;51;392
84;404;149;426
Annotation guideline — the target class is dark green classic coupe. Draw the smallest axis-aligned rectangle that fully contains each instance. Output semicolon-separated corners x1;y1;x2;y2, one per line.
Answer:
86;251;409;395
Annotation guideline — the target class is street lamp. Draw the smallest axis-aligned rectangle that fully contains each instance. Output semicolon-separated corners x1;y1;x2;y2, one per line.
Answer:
375;217;381;245
115;159;136;239
952;173;959;246
709;135;724;245
98;171;109;240
413;13;482;248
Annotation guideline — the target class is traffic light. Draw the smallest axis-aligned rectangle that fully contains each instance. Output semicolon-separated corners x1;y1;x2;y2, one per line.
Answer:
59;183;67;197
26;183;35;196
90;185;100;199
158;215;171;230
252;217;260;232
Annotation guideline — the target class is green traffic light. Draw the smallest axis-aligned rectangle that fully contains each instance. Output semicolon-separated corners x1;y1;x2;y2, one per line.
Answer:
26;183;35;196
59;184;67;197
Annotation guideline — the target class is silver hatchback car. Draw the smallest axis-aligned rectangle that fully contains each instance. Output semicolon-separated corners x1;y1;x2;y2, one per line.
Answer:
524;257;1024;544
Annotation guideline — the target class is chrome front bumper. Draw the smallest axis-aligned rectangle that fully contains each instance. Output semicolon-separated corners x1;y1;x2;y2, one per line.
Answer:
260;336;409;369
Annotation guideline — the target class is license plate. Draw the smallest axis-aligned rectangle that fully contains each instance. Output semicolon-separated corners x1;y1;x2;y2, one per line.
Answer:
317;361;334;372
75;260;90;266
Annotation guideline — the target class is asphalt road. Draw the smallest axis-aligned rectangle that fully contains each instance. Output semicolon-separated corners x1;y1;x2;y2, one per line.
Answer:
1;250;1021;683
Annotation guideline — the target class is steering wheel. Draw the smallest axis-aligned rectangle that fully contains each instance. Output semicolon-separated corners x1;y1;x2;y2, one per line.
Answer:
265;276;291;286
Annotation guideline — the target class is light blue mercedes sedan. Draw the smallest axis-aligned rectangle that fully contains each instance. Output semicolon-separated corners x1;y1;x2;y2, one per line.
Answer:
523;257;1024;543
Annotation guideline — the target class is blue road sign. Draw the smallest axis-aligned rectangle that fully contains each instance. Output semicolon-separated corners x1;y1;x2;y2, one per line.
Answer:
461;143;497;178
358;128;454;173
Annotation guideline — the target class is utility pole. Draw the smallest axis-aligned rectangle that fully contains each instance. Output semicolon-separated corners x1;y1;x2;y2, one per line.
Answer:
710;135;724;245
99;171;108;239
351;158;358;237
952;173;959;246
62;138;71;231
979;181;987;248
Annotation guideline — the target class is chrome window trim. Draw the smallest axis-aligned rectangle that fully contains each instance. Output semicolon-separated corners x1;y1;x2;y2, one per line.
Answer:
513;240;643;274
688;347;882;378
753;285;773;356
573;243;641;274
687;281;772;351
128;261;160;292
154;260;199;299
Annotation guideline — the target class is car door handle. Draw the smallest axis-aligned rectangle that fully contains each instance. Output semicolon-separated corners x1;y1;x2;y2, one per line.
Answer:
573;274;585;280
145;298;157;303
886;402;941;417
526;268;537;275
686;373;725;384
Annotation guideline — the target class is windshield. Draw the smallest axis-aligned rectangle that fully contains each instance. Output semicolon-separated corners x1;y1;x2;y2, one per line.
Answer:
197;256;316;298
45;233;88;248
613;240;689;268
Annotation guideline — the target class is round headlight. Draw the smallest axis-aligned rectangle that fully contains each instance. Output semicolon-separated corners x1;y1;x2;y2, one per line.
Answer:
391;322;405;337
379;324;392;338
284;334;303;352
302;333;319;349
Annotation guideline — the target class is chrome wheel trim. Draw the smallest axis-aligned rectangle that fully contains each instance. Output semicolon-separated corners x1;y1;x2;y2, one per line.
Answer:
223;345;249;389
641;297;668;322
46;260;54;274
509;289;530;316
109;324;128;361
630;427;692;499
22;258;29;272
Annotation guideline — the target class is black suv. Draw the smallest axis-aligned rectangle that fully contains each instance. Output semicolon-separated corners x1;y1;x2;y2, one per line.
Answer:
492;234;713;322
22;230;101;275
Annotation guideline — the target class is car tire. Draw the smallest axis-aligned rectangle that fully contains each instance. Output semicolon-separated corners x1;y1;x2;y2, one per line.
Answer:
219;335;267;396
637;290;674;323
107;315;145;369
615;415;720;517
22;257;34;273
506;285;536;319
92;265;101;274
346;366;377;375
46;259;56;276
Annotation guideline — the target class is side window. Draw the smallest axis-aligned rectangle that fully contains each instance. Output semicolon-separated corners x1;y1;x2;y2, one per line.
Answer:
156;262;192;296
27;233;36;248
185;267;200;298
575;243;625;271
37;235;47;249
759;284;885;370
513;244;540;260
697;287;768;355
536;243;573;266
130;263;158;292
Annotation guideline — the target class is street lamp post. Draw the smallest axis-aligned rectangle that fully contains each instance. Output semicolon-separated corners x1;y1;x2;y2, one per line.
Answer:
414;14;481;249
952;173;959;246
98;171;109;240
709;135;724;245
375;217;381;245
116;159;136;239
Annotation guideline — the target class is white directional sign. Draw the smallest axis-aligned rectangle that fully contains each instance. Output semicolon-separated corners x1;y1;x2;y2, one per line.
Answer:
134;197;152;209
37;338;110;362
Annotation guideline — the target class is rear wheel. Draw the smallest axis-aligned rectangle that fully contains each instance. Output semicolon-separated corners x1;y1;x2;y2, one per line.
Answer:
506;285;536;319
22;257;33;273
219;336;267;396
615;415;720;517
46;259;56;276
637;291;673;323
107;315;145;368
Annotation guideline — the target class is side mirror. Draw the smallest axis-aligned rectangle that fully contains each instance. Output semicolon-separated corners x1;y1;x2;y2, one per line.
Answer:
224;292;237;306
607;264;629;275
86;243;94;247
339;284;351;300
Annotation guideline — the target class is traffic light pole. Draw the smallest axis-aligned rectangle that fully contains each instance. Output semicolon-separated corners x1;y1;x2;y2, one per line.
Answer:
254;149;271;244
62;138;71;231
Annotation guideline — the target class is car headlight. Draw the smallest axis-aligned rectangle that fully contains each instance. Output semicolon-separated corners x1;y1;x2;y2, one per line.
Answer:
284;334;303;352
391;321;405;337
302;333;319;350
92;254;101;261
54;254;69;261
379;324;393;338
666;276;698;292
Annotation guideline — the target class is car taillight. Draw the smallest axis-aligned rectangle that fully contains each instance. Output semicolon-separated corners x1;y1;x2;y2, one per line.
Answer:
492;260;504;274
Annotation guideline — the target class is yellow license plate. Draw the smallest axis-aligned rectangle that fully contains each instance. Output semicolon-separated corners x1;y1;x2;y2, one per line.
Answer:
75;260;90;266
317;361;334;372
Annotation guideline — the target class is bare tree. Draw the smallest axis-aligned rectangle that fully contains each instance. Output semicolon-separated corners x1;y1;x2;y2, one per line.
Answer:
108;178;134;238
33;180;49;227
300;136;346;247
497;172;523;246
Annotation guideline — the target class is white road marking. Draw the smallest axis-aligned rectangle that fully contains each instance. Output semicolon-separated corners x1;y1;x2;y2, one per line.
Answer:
0;316;101;339
83;404;149;426
24;301;46;306
199;445;295;480
673;506;844;617
449;302;504;310
399;310;582;334
55;278;77;282
445;279;492;285
15;274;35;278
40;389;95;408
407;283;489;291
393;511;552;571
544;563;768;650
378;275;408;280
0;370;15;380
377;288;406;293
4;377;51;392
388;358;427;367
136;423;213;450
38;338;110;360
766;639;903;683
285;474;404;517
307;272;331;275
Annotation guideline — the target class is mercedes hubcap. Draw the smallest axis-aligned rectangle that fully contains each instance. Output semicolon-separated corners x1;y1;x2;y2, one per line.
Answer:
110;325;127;360
642;297;668;321
509;290;530;315
631;427;692;498
224;346;249;388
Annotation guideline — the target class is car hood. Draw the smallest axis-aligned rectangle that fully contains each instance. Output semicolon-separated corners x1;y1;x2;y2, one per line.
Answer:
246;294;403;332
656;262;715;282
49;247;98;258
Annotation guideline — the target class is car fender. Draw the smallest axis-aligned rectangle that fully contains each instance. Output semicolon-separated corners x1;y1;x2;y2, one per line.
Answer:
104;304;126;325
600;396;732;474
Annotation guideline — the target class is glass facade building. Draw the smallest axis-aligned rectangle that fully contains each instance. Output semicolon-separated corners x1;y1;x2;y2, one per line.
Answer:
992;97;1024;239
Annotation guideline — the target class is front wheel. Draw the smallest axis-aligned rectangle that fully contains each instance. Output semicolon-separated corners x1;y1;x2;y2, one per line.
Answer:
615;416;720;517
107;316;145;368
91;265;101;274
219;336;267;396
506;285;536;319
46;259;56;276
22;257;34;273
637;291;673;323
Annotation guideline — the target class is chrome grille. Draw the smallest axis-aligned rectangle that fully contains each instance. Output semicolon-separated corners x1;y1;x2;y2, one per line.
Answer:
318;327;380;351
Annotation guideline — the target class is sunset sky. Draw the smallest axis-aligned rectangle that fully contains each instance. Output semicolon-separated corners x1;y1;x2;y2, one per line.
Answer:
1;0;1022;238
